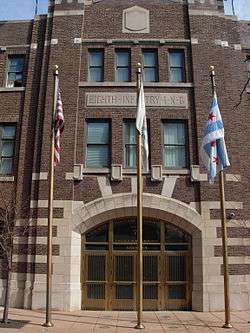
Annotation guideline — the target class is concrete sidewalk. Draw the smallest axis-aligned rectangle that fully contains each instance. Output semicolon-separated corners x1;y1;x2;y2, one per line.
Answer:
0;308;250;333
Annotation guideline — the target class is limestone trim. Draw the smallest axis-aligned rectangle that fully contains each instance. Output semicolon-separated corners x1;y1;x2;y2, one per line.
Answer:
30;43;38;50
189;10;237;20
79;81;194;88
200;201;243;220
65;172;74;180
53;10;84;16
44;39;58;46
72;193;203;234
122;6;150;34
72;193;203;311
0;176;14;182
131;177;137;194
32;172;48;181
81;38;190;44
97;176;112;197
191;38;199;44
74;38;82;44
0;44;30;49
114;169;185;175
0;87;25;92
191;165;241;182
225;174;241;182
233;44;242;51
161;176;179;197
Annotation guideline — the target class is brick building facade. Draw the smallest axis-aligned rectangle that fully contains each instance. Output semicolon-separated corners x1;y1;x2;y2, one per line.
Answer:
0;0;249;312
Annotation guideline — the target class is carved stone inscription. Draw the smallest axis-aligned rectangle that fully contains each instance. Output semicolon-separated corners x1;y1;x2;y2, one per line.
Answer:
86;93;188;108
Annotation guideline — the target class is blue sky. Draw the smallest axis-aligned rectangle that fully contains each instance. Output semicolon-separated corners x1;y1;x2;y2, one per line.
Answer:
0;0;48;20
0;0;249;21
224;0;250;20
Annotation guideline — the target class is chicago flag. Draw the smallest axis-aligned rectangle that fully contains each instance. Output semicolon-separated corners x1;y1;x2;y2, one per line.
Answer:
200;92;230;183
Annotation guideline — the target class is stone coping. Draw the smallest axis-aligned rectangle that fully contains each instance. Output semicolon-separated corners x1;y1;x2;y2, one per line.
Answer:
0;87;25;92
79;81;194;88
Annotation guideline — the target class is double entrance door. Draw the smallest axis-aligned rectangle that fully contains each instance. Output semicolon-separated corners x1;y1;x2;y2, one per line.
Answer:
81;219;192;311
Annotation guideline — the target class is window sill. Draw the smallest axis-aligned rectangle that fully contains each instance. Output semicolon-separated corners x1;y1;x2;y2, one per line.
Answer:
0;87;25;92
144;82;193;88
81;168;189;176
79;81;193;88
83;168;110;174
163;169;189;175
123;168;189;175
0;176;14;182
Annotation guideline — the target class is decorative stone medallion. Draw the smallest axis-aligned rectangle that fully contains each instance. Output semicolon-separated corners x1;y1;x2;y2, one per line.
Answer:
122;6;150;33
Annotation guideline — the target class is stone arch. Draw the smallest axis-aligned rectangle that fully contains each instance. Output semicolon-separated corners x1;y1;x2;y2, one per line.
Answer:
73;193;204;311
73;193;203;235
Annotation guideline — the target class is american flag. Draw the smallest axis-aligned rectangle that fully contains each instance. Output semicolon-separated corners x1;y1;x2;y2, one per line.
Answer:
54;76;64;166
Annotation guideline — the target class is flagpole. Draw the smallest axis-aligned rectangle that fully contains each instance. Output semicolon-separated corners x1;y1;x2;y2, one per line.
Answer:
210;66;232;329
35;0;38;16
135;62;144;330
43;65;58;327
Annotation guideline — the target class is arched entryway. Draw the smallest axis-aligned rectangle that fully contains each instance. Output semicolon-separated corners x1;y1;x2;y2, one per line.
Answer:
81;217;192;311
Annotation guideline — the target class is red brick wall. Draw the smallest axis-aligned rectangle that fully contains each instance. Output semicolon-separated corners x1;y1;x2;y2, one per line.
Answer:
0;0;249;277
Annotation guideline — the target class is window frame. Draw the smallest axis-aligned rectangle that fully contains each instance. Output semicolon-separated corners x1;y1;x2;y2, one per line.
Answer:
6;55;25;88
88;49;104;82
85;120;111;169
0;124;16;176
123;120;137;169
246;56;250;73
142;49;159;82
162;120;188;170
115;49;131;82
168;49;186;83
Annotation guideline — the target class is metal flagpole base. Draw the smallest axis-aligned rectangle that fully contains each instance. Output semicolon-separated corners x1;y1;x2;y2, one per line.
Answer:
42;322;54;327
222;323;232;329
134;323;145;329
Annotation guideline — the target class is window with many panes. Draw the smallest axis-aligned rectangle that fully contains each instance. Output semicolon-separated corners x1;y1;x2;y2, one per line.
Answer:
6;55;25;87
115;49;131;82
169;50;185;83
88;49;104;82
86;121;110;168
0;125;16;175
163;121;187;168
142;50;158;82
124;121;136;168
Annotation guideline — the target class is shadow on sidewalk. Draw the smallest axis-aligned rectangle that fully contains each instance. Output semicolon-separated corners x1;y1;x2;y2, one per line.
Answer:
0;319;30;329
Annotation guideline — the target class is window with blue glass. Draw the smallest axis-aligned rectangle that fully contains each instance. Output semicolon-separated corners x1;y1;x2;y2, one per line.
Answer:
115;49;131;82
86;121;110;168
169;50;185;83
142;50;158;82
0;124;16;175
163;121;187;168
88;50;104;82
7;55;25;87
124;121;136;168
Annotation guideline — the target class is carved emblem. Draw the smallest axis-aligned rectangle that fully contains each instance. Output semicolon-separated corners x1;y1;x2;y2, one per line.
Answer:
123;6;150;33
